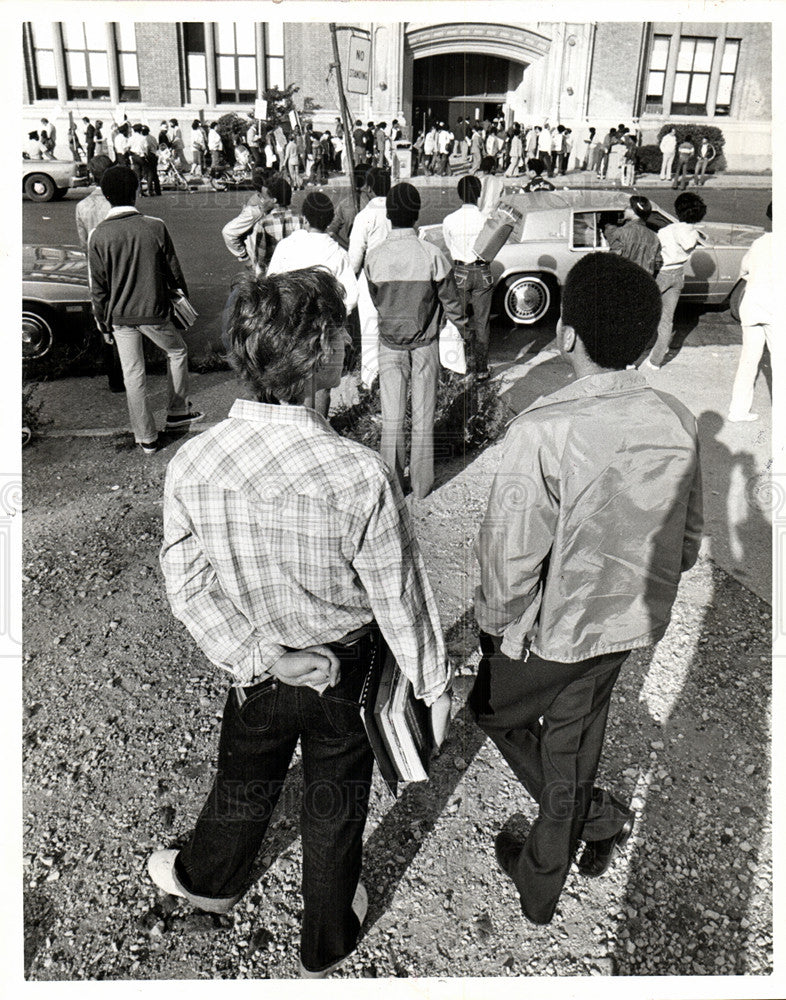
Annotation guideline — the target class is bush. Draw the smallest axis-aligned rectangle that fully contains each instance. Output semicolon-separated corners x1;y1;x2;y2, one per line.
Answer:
22;382;42;446
656;124;726;172
330;371;512;460
635;144;662;174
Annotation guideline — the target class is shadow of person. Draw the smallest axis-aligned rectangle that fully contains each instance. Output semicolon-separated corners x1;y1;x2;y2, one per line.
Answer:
696;411;771;601
601;559;771;974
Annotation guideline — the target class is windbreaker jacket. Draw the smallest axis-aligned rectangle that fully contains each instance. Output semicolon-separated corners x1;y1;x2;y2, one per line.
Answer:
364;228;467;350
475;370;703;663
88;209;187;328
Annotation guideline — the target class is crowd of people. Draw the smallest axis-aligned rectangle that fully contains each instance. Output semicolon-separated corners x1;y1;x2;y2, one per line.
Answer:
66;113;773;974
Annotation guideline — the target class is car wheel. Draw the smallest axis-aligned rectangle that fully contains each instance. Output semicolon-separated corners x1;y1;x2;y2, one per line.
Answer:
24;173;57;202
23;305;55;360
728;279;745;323
501;273;557;325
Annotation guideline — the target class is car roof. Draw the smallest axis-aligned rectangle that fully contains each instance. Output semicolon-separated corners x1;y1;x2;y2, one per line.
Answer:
23;245;89;285
500;189;652;241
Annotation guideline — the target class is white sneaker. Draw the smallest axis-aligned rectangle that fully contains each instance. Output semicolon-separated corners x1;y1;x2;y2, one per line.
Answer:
147;849;241;914
298;881;368;978
727;412;759;422
641;359;661;372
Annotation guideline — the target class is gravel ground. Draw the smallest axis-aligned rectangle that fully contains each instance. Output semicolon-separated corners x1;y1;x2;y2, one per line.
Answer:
22;432;772;981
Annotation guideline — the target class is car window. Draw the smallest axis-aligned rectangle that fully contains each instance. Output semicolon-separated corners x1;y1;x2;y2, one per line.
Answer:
572;212;598;248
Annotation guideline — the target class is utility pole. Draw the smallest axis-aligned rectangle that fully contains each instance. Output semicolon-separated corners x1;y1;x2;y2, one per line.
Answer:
329;22;360;211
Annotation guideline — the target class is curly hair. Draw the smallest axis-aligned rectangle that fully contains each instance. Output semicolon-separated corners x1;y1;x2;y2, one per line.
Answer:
562;253;661;369
674;191;707;224
226;268;347;403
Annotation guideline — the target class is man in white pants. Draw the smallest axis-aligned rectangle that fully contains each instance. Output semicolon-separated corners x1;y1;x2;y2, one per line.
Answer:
659;127;677;181
348;168;392;387
728;203;776;422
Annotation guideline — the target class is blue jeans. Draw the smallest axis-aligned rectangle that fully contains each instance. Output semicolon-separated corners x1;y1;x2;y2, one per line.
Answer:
453;262;494;373
174;632;376;973
650;267;685;367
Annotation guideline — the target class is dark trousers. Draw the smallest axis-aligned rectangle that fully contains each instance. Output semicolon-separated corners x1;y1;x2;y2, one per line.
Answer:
130;153;148;193
469;633;630;924
453;262;494;373
175;634;376;973
673;157;691;190
145;154;161;195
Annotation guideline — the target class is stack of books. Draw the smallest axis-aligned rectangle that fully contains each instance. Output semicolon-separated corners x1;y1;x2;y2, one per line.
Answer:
360;638;434;797
171;290;199;329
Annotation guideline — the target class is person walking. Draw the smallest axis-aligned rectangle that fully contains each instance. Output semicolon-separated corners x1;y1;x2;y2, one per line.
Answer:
348;167;392;388
659;127;677;181
442;174;494;379
727;203;776;422
39;117;57;158
582;127;597;171
168;119;188;172
128;124;150;196
672;134;695;191
423;124;437;175
477;156;505;217
82;117;96;161
190;120;206;177
152;265;452;979
539;125;554;177
644;191;707;370
283;132;302;190
352;119;367;165
207;122;223;176
267;192;358;416
436;123;453;176
469;123;484;174
604;195;662;275
87;166;203;453
94;120;107;156
471;251;702;926
505;125;523;177
365;183;467;499
142;126;162;196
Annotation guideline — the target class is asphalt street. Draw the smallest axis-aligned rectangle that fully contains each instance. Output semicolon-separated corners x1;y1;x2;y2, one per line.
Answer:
23;181;772;363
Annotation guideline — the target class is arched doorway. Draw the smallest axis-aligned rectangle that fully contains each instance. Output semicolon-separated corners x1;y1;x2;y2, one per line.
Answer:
412;52;524;130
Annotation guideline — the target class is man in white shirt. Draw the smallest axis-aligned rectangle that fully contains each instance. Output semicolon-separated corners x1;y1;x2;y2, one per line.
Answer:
268;191;358;416
435;124;453;177
113;123;131;165
348;167;392;387
442;175;494;379
129;124;151;196
207;122;223;176
423;126;437;175
728;203;776;421
659;127;677;181
539;125;554;177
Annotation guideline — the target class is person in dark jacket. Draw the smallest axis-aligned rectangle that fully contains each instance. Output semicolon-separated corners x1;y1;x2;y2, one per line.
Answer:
604;195;663;276
88;166;203;454
365;183;467;499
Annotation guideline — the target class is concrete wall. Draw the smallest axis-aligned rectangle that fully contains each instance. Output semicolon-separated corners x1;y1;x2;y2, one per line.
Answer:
135;23;182;107
586;22;643;122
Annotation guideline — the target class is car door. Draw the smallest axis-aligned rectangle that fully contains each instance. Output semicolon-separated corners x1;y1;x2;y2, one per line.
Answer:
570;210;626;254
646;209;718;300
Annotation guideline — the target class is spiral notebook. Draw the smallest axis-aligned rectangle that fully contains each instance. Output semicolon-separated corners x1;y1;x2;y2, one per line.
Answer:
359;637;434;797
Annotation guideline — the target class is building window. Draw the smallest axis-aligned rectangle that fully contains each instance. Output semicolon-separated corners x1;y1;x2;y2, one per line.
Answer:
645;34;670;111
27;22;59;100
671;36;715;115
114;23;139;101
61;20;111;100
215;23;257;103
715;38;740;116
265;22;284;90
183;22;207;105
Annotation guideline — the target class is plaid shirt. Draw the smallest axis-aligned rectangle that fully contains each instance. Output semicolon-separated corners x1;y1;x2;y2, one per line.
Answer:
160;400;451;703
255;207;304;271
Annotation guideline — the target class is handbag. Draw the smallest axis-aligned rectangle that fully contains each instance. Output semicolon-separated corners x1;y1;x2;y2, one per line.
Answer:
171;289;198;330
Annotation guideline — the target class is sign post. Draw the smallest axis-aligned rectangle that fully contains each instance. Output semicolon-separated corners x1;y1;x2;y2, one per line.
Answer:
329;23;363;209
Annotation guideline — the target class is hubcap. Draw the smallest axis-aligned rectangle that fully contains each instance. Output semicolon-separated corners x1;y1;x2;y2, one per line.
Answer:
507;280;549;322
23;314;52;359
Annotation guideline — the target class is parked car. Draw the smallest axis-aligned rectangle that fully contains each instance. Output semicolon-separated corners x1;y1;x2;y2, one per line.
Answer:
420;189;764;325
23;244;95;363
22;158;90;202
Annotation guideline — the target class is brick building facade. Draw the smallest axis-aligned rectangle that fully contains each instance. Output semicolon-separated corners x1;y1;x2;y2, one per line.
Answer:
22;19;771;170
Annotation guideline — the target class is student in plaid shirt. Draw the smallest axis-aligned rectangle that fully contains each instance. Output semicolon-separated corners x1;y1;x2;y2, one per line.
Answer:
150;266;453;978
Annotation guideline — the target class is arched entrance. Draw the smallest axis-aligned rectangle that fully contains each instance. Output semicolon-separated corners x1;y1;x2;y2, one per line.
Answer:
404;22;551;131
412;52;523;129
